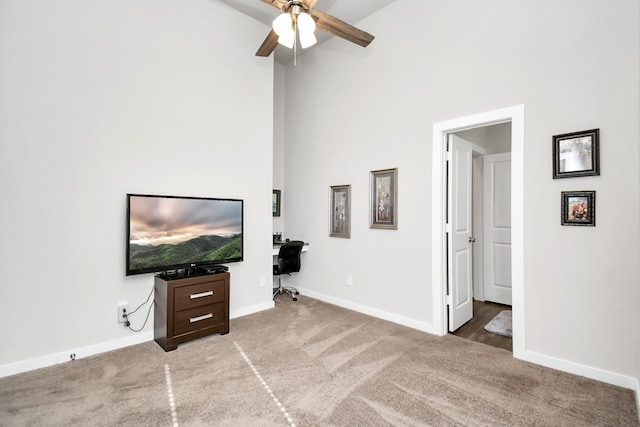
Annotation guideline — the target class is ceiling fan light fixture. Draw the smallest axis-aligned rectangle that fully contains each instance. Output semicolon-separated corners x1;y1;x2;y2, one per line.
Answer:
273;12;295;48
277;28;295;48
297;12;317;49
299;29;317;49
272;12;293;37
297;12;315;33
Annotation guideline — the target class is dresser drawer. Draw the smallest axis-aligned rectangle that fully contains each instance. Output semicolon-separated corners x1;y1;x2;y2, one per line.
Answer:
173;280;225;311
173;303;226;336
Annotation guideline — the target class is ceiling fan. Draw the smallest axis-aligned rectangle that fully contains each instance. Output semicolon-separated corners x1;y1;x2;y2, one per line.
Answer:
255;0;375;57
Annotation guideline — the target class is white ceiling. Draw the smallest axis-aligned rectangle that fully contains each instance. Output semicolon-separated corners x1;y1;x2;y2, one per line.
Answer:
218;0;396;64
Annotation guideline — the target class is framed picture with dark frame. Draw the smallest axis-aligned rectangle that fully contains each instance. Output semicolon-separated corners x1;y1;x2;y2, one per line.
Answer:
272;189;281;217
552;128;600;179
370;168;398;229
561;191;595;226
330;185;351;238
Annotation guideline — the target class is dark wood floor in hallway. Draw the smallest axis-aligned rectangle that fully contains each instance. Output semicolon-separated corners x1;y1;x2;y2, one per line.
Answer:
451;299;512;352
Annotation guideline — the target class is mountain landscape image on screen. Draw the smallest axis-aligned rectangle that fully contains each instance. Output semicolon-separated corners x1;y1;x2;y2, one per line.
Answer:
128;234;241;271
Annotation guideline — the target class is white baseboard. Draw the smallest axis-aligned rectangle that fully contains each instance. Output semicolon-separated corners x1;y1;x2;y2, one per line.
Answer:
0;331;153;379
522;350;639;391
298;288;436;334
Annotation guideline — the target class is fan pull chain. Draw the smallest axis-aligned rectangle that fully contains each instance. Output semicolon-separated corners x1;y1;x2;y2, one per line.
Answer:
293;19;298;66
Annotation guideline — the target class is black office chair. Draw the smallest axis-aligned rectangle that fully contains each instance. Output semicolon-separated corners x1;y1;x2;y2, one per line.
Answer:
273;240;304;301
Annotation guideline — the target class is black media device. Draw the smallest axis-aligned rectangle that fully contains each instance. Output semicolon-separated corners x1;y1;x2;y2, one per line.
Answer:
126;193;243;276
199;264;229;274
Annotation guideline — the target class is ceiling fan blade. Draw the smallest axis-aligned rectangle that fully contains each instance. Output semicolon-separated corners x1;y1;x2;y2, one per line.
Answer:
256;29;279;57
259;0;288;10
311;9;375;48
306;0;319;9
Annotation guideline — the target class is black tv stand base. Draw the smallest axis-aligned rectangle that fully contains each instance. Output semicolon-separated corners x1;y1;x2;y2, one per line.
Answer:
159;264;228;279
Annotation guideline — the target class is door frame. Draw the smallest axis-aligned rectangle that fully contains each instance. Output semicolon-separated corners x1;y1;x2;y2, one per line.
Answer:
431;105;525;358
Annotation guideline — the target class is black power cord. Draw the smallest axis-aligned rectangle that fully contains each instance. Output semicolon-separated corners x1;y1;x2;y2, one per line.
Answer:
122;285;155;332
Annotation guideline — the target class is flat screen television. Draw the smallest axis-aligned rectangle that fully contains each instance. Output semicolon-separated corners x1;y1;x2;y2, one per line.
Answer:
126;193;243;276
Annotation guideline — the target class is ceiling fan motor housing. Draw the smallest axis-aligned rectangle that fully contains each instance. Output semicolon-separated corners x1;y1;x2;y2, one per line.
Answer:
282;1;310;14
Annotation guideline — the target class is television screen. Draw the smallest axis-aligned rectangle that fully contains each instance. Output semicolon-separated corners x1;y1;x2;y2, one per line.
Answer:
126;194;243;276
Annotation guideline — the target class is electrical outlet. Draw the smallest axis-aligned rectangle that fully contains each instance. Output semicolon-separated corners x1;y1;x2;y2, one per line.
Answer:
117;301;129;323
347;274;353;287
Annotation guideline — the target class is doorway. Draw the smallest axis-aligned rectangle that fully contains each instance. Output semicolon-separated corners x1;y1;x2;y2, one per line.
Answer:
447;125;513;349
431;105;525;358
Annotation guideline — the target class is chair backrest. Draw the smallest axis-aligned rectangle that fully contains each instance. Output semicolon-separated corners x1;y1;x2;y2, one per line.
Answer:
277;240;304;275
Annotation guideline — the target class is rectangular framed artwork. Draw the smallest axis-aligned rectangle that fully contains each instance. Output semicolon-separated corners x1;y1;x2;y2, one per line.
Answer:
552;128;600;179
330;185;351;238
370;168;398;229
272;189;281;217
561;191;596;226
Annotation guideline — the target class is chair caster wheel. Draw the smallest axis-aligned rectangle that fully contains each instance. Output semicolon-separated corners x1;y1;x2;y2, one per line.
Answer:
293;297;297;301
295;291;299;295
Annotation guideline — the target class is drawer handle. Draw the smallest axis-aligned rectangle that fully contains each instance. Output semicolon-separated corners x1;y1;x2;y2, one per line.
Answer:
190;313;213;323
190;291;213;299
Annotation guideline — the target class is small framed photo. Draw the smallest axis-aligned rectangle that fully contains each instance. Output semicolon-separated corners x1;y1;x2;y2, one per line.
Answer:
272;189;281;217
370;168;398;229
553;129;600;179
330;185;351;238
561;191;595;226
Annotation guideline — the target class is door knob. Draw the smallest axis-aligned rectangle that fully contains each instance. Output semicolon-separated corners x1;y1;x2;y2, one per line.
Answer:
469;236;476;243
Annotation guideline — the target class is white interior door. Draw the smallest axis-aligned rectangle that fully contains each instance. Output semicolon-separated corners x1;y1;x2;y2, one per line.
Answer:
483;152;512;305
447;134;474;331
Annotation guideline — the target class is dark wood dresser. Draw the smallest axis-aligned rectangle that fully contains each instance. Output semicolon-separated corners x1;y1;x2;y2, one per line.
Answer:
154;272;229;351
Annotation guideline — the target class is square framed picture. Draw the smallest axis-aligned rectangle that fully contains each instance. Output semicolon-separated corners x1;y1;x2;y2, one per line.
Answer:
561;191;595;226
272;189;281;217
552;129;600;179
330;185;351;238
370;168;398;229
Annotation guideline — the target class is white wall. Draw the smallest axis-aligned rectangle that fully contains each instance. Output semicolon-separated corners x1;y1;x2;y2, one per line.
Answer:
281;0;639;388
0;0;274;373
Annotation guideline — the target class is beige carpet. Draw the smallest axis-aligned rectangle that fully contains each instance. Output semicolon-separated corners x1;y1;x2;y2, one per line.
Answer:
0;295;637;426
